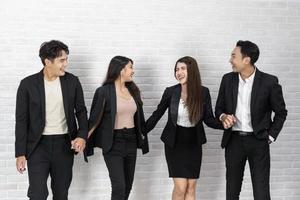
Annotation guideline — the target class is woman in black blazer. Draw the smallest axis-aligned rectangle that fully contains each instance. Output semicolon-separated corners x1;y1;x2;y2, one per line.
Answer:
144;56;224;200
86;56;149;200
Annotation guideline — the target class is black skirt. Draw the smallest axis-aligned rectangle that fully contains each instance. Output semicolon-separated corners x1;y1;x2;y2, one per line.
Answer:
165;125;202;179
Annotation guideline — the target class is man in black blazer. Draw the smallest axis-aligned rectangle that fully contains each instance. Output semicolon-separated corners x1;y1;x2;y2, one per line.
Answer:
15;40;88;200
215;40;287;200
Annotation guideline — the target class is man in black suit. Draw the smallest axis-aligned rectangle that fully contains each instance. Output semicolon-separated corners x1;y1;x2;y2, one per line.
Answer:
215;40;287;200
15;40;88;200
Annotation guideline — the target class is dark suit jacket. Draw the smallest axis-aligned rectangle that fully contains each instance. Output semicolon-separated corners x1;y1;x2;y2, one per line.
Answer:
86;83;149;157
15;70;88;158
144;84;223;148
215;68;287;148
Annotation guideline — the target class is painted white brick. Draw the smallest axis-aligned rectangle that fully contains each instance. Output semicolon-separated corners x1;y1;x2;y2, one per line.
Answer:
0;0;299;199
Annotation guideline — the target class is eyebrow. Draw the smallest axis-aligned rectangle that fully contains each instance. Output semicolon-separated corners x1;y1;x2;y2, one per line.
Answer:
176;66;185;69
59;58;68;61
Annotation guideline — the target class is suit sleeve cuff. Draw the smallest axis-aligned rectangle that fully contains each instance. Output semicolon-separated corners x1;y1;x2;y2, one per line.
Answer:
269;135;275;143
219;113;225;121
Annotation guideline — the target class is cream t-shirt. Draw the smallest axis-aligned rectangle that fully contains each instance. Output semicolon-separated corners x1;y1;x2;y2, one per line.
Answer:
42;77;68;135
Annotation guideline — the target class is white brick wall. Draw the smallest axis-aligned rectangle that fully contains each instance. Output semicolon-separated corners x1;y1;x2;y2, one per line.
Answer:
0;0;299;199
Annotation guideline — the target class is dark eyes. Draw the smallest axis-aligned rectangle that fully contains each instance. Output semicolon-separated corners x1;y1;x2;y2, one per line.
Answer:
176;67;186;71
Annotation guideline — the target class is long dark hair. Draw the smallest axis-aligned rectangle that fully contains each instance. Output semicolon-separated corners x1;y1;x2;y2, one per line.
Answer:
174;56;202;124
103;56;142;104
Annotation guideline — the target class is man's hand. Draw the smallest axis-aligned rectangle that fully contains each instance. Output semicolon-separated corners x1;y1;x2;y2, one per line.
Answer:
71;138;86;153
220;114;236;129
16;156;26;174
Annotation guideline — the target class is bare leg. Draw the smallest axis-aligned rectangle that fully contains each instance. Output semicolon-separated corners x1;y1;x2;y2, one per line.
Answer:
172;178;188;200
185;179;197;200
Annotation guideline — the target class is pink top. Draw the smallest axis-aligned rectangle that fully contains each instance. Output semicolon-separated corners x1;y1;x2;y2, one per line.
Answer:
114;96;137;129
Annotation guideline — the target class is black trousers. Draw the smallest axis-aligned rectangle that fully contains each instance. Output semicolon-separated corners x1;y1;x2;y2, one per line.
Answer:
27;134;74;200
225;133;270;200
103;128;137;200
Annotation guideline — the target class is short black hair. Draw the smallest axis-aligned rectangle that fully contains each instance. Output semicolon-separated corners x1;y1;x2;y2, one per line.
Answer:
236;40;260;65
39;40;69;66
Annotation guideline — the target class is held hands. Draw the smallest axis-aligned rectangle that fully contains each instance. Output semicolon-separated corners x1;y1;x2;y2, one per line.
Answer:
16;138;86;174
71;137;86;153
16;156;26;174
220;114;236;129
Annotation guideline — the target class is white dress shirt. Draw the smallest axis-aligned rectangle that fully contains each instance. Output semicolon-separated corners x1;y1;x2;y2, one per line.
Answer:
232;71;255;132
177;99;195;127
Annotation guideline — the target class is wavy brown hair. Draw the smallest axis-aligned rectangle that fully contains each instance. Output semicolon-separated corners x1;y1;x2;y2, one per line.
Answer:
174;56;202;124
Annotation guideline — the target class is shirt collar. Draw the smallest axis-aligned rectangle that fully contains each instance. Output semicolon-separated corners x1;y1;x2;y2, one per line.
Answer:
239;67;256;83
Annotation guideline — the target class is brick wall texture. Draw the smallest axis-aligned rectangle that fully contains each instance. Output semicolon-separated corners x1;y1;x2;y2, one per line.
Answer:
0;0;299;199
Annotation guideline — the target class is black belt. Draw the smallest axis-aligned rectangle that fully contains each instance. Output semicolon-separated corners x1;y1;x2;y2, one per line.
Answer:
233;131;253;136
42;134;69;139
114;127;135;135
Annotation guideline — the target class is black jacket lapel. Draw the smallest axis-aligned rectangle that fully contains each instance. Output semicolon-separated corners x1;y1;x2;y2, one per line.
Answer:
170;84;181;125
232;73;239;115
250;68;262;117
37;70;46;124
110;84;117;128
59;75;69;123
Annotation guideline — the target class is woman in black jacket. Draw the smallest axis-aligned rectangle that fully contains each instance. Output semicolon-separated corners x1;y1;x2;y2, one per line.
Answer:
86;56;149;200
144;56;224;200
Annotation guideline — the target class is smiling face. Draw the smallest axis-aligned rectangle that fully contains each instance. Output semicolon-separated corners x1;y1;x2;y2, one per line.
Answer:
121;61;134;82
45;50;68;77
175;62;188;85
229;46;250;73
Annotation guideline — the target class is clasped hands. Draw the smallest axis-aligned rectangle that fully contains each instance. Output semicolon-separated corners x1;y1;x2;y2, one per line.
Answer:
220;114;236;129
71;137;86;153
16;137;86;174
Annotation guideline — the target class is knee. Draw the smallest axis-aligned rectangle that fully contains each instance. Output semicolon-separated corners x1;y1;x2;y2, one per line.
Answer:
28;185;48;200
173;184;187;197
253;189;270;200
186;183;196;196
52;184;69;200
52;192;68;200
111;181;126;197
